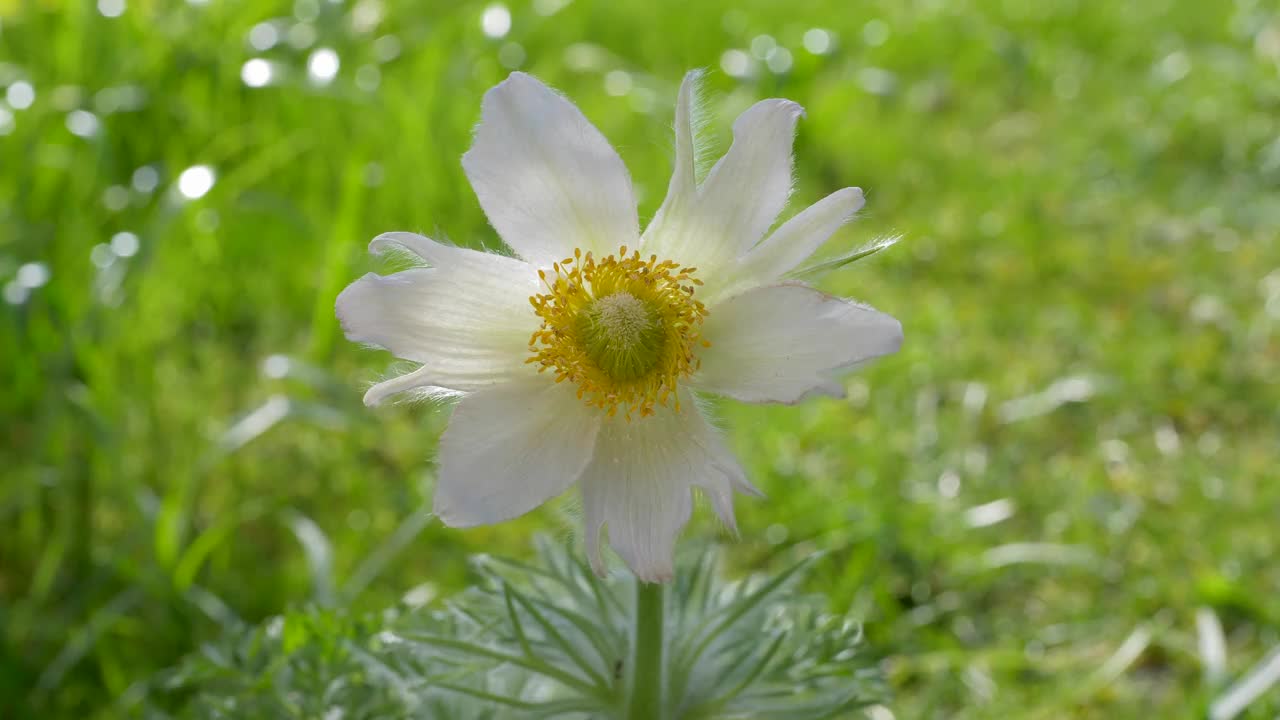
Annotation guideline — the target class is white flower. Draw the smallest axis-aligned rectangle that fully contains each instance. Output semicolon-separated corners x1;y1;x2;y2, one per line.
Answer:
336;71;902;582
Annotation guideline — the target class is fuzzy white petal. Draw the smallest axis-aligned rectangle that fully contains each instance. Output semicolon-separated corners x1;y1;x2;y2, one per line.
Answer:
731;187;865;292
434;378;601;528
361;366;461;407
335;236;540;397
369;231;463;265
693;284;902;404
580;395;748;582
699;99;802;253
462;72;639;267
644;97;802;279
641;70;700;251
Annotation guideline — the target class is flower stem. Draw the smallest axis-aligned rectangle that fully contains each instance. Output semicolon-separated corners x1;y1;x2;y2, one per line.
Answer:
626;580;665;720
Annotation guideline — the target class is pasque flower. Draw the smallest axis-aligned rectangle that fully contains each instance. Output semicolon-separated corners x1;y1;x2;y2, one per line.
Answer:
337;71;902;582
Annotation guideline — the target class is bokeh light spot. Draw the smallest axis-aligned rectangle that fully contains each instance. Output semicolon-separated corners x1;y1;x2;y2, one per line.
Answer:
307;48;340;85
481;4;511;38
766;47;793;74
177;165;216;199
262;355;290;379
248;22;280;51
351;0;384;33
564;43;604;72
858;67;897;96
98;0;125;18
604;70;632;96
862;19;889;47
111;231;140;258
91;244;116;269
66;110;101;138
288;23;317;50
16;262;50;289
802;28;833;55
242;58;274;88
1155;50;1190;84
6;81;34;110
102;185;130;211
765;524;789;545
132;165;159;193
750;34;776;59
373;35;401;62
294;0;320;22
3;281;28;306
720;49;751;78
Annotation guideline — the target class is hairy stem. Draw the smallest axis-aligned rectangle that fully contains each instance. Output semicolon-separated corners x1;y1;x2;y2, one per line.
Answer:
626;580;665;719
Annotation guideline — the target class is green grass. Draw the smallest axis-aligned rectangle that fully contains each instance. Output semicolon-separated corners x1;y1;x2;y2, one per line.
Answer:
3;0;1279;716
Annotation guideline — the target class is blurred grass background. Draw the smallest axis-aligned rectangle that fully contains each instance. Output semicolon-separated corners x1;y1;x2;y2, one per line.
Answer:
2;0;1279;716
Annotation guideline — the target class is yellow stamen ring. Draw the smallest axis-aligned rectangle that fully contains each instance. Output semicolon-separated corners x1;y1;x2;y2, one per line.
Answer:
527;247;708;420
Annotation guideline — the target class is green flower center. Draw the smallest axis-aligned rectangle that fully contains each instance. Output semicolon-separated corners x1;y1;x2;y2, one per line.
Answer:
575;292;666;383
527;247;708;420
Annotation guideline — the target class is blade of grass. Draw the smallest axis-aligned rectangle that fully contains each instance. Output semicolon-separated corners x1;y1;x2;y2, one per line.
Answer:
341;507;435;601
1210;645;1280;720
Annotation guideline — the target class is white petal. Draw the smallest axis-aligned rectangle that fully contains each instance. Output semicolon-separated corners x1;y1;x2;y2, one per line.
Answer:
643;98;802;277
731;187;865;292
370;231;458;264
362;366;462;407
641;71;700;250
335;236;540;397
580;395;749;582
434;378;601;527
462;72;639;268
693;284;902;404
698;100;802;252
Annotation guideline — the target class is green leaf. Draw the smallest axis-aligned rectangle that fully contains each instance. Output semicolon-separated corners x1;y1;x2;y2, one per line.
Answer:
164;539;880;718
508;585;612;691
677;553;818;674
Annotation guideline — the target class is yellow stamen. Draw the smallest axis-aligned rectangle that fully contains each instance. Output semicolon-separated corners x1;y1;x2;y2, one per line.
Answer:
528;247;708;420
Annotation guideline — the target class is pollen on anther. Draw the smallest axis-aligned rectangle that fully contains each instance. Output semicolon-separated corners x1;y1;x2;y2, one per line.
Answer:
526;246;708;420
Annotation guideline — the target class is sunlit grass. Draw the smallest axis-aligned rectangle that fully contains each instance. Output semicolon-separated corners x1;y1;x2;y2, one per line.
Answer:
2;0;1278;717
